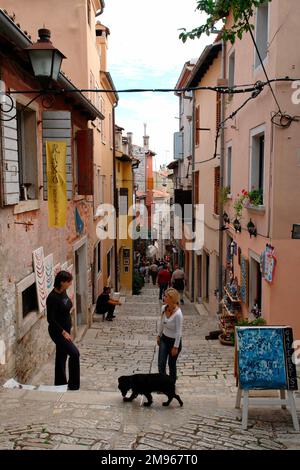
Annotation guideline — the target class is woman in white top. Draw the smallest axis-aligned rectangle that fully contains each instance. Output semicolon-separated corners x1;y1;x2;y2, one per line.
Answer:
157;287;183;384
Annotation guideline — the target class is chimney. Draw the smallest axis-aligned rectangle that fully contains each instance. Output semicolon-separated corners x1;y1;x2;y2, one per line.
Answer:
143;123;149;151
95;22;110;72
127;132;133;155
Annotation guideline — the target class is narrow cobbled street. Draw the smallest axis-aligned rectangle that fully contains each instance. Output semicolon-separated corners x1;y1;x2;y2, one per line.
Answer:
0;284;299;450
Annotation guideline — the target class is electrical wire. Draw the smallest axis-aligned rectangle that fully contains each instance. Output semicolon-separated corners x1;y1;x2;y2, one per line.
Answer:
245;16;300;129
194;84;264;165
6;77;300;96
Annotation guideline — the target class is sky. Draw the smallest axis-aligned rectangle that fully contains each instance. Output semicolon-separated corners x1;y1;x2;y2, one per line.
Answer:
101;0;214;169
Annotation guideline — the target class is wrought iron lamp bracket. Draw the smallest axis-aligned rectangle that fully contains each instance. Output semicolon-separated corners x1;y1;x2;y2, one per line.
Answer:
0;90;55;122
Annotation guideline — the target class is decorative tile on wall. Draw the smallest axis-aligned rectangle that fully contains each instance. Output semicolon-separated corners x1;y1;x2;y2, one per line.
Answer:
32;247;47;313
44;254;54;296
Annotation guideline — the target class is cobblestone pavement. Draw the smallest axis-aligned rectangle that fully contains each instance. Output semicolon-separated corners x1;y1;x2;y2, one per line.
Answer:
0;284;299;450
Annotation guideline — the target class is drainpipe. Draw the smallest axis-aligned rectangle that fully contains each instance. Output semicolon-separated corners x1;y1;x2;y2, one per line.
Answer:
218;39;226;315
112;103;118;291
191;90;196;302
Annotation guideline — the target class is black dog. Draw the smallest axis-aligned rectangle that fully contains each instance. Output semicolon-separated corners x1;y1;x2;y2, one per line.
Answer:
118;373;183;407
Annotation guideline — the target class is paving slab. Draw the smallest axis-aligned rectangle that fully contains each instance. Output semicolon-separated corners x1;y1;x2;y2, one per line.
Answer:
1;283;299;450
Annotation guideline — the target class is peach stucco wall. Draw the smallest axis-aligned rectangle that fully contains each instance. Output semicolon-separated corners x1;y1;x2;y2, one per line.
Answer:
194;52;222;315
224;0;300;339
1;0;116;293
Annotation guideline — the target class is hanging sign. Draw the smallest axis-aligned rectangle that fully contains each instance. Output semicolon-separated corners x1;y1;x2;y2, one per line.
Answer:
46;141;67;227
260;244;277;284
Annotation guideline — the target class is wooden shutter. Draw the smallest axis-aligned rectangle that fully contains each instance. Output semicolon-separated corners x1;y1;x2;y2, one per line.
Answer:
42;111;72;200
174;131;183;160
214;166;220;215
216;92;221;130
119;187;128;215
77;129;94;195
1;97;19;205
195;105;200;146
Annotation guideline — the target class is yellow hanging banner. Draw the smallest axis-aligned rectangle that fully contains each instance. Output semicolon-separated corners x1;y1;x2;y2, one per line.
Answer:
46;141;67;228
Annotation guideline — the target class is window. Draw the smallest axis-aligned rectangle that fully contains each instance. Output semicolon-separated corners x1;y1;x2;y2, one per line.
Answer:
100;97;106;143
216;92;221;129
94;166;102;209
180;95;184;116
255;2;269;69
250;126;265;203
107;250;111;278
87;0;91;27
16;273;40;339
119;188;128;215
110;175;114;203
194;170;199;205
73;126;79;194
96;242;101;275
109;113;113;149
22;283;38;319
228;51;235;89
227;146;232;192
16;104;38;200
214;166;220;215
195;105;200;146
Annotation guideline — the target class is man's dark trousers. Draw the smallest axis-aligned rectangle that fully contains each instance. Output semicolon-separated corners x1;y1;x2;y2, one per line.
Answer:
50;334;80;390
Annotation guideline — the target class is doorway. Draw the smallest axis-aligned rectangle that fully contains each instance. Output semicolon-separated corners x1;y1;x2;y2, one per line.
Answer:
204;252;210;301
74;239;88;327
197;255;202;302
249;253;262;318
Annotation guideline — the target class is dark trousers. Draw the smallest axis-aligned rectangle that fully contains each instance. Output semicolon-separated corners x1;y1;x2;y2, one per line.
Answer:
159;283;168;300
103;304;116;319
158;334;182;384
95;303;116;320
150;272;158;285
50;333;80;390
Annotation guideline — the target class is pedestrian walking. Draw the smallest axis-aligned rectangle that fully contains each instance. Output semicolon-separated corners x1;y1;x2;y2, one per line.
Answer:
46;270;80;390
157;264;171;300
144;262;150;283
95;286;121;321
171;265;185;304
157;288;183;384
149;262;159;285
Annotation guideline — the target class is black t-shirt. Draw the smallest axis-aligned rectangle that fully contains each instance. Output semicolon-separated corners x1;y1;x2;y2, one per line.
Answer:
46;289;72;337
95;293;110;314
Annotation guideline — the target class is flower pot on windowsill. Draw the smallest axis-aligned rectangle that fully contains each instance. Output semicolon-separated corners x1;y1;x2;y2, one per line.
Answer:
245;202;266;213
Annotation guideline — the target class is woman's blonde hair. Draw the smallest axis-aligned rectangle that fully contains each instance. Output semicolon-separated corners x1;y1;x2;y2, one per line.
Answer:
164;287;180;305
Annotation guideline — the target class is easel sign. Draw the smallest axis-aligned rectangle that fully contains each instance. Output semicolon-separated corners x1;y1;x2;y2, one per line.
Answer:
235;326;299;431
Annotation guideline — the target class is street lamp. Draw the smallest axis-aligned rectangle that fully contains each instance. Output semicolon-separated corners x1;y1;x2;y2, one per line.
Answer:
26;28;66;82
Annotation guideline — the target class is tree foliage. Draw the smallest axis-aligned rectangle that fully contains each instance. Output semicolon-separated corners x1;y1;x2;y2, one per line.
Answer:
179;0;271;44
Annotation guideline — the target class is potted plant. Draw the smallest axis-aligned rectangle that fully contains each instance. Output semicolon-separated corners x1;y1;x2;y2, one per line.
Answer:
247;188;263;206
219;186;231;205
233;192;247;218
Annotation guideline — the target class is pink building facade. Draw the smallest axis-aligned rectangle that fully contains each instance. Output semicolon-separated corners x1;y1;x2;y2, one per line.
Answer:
223;0;300;339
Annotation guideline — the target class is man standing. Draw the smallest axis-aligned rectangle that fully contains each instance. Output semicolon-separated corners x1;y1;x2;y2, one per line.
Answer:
171;265;185;304
95;287;121;321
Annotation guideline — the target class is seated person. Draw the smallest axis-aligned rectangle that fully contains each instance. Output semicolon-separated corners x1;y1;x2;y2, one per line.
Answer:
95;287;121;321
